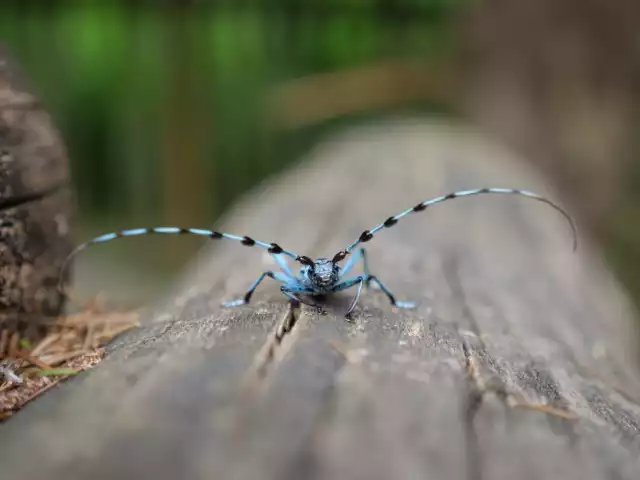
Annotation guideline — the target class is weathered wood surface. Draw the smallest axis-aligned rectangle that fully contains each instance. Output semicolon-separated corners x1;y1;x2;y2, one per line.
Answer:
0;45;75;337
2;119;640;479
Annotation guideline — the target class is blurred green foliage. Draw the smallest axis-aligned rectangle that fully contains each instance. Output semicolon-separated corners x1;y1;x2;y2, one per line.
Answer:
0;2;462;301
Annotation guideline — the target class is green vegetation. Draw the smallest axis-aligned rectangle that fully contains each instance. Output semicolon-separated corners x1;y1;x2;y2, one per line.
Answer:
0;3;462;301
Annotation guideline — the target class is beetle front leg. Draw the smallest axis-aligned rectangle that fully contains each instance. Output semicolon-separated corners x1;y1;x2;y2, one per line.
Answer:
331;275;366;319
280;285;326;314
222;271;290;307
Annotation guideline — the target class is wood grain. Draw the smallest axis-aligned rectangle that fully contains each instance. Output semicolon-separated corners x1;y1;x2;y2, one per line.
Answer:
2;119;639;479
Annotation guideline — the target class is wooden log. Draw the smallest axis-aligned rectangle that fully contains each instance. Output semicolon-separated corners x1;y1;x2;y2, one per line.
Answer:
0;45;75;339
1;119;640;479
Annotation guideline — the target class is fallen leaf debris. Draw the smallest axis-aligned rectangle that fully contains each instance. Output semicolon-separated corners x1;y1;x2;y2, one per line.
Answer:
0;303;139;422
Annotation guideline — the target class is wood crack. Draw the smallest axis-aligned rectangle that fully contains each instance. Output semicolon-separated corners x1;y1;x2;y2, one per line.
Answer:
450;249;579;480
242;300;304;397
3;119;640;479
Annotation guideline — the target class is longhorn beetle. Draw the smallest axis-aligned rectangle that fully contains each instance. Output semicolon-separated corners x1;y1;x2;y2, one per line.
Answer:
60;188;577;318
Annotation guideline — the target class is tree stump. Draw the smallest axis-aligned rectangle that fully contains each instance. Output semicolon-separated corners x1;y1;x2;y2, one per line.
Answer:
1;119;640;479
0;45;75;340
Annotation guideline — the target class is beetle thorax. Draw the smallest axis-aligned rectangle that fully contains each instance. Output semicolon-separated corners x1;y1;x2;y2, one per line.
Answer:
309;258;339;289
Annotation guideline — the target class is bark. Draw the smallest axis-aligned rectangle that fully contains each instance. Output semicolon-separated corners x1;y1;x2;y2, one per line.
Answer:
2;119;639;480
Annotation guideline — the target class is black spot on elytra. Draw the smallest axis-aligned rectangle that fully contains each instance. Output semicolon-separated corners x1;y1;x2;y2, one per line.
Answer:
383;216;398;227
445;193;456;200
241;236;255;246
211;231;223;239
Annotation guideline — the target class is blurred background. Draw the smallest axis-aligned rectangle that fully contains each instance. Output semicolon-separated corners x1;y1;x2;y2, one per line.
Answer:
0;0;639;309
